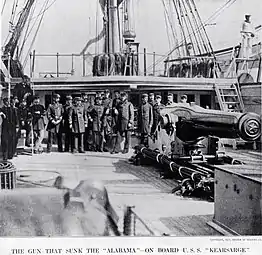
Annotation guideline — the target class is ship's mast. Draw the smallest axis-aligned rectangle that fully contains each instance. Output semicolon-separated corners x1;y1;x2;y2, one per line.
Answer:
93;0;139;76
108;0;120;53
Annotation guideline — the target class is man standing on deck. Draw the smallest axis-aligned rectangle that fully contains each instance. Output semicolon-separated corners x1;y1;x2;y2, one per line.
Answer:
18;99;30;147
13;75;32;104
90;96;105;152
0;97;19;160
148;93;155;106
138;94;153;147
63;95;73;153
240;14;255;58
46;94;64;153
117;92;134;154
10;96;19;157
69;97;87;153
151;94;164;135
111;90;121;154
102;89;112;151
28;96;46;154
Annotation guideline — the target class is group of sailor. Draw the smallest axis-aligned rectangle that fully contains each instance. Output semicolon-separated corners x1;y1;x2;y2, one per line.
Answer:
0;89;189;158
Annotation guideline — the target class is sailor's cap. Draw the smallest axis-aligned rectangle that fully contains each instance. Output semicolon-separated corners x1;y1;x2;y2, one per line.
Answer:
66;95;72;100
53;93;60;98
156;94;162;99
74;96;81;101
168;93;173;97
149;92;154;96
142;93;148;98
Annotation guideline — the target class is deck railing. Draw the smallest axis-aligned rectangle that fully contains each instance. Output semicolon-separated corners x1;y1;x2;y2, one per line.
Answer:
29;52;167;78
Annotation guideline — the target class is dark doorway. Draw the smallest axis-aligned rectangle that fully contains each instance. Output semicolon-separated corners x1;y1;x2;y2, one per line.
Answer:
129;92;140;108
45;94;52;109
200;94;211;109
186;94;195;103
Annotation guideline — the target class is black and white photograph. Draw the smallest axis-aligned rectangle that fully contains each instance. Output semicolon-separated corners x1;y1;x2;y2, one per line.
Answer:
0;0;261;241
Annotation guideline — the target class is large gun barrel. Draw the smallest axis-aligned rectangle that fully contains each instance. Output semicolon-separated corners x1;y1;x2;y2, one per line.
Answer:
160;104;261;142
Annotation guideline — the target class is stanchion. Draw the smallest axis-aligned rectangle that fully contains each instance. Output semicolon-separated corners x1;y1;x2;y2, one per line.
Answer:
123;206;135;236
31;122;34;156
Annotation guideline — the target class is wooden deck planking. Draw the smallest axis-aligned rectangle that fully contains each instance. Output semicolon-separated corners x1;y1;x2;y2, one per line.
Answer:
160;215;222;236
11;150;215;235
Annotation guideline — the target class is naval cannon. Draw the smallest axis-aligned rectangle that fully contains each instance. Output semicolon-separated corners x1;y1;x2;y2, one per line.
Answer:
160;103;261;143
132;103;261;200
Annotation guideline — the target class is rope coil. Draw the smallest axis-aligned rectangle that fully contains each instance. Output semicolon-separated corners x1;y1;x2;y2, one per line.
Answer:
0;161;16;189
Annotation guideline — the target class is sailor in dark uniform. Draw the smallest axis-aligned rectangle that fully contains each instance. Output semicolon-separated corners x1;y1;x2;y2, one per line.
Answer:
13;75;32;104
46;94;64;153
90;97;105;152
10;96;20;156
69;97;87;153
110;90;121;154
138;93;153;147
28;96;46;154
151;94;164;134
0;97;19;160
102;89;112;151
117;92;134;153
17;99;30;147
148;92;155;106
63;95;73;152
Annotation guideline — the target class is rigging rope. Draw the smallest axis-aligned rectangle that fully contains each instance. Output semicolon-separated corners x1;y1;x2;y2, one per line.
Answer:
162;0;180;57
1;0;7;15
18;0;38;61
163;7;172;54
23;0;55;43
146;0;237;71
182;0;203;55
178;0;198;55
30;0;57;20
3;0;19;46
22;0;50;68
172;0;188;55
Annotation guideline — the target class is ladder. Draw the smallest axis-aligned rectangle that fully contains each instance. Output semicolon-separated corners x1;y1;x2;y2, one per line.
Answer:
124;51;138;76
124;53;132;76
215;83;245;112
